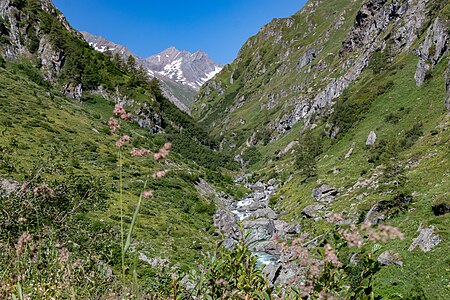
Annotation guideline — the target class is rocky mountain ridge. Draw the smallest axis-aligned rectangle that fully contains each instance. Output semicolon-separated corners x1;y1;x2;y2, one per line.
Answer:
194;0;449;149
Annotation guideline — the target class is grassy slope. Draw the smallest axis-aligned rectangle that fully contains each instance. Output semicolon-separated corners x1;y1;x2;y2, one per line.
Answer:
0;60;217;274
250;51;450;298
193;0;450;297
192;0;365;141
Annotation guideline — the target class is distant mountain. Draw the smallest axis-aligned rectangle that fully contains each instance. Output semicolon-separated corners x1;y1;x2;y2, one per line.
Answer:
80;31;138;60
81;32;223;112
145;47;223;90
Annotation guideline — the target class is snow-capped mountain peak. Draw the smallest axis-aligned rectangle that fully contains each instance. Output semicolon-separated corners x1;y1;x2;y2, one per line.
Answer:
145;47;223;91
81;31;223;112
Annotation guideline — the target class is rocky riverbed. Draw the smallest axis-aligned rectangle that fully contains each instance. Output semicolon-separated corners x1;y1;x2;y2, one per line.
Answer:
208;177;302;284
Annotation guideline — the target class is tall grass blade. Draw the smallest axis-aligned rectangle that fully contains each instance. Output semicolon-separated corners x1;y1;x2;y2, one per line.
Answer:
124;176;149;253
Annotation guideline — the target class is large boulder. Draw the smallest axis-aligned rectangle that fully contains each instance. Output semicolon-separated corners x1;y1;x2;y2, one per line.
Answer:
243;218;275;244
302;204;325;218
252;208;277;219
312;184;338;203
378;250;403;266
366;131;377;146
274;220;301;240
409;225;441;253
213;210;240;240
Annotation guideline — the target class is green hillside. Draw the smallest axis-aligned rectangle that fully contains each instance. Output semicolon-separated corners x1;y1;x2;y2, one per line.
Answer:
193;0;450;298
1;0;449;298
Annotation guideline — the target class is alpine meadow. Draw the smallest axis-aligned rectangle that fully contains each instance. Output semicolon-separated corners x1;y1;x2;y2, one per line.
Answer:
0;0;449;299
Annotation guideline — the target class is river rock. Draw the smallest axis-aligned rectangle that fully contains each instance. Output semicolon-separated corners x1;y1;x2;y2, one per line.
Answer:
213;210;240;239
243;218;275;244
264;264;282;284
223;238;238;250
312;184;338;203
250;182;265;192
378;250;403;266
274;220;301;240
246;200;267;211
252;208;277;219
253;191;266;201
409;225;441;252
248;240;278;253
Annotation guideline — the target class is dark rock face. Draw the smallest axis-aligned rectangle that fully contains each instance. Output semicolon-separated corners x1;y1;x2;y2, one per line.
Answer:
432;203;450;216
341;0;388;55
364;194;413;224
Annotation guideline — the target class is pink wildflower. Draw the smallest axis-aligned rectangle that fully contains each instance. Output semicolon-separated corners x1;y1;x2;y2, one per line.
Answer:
113;103;126;116
308;259;321;279
130;148;149;157
163;142;172;151
152;170;168;179
142;190;154;199
378;224;404;241
339;227;363;248
120;113;132;121
360;222;372;231
159;148;169;159
366;227;381;242
324;244;342;267
116;135;130;148
108;117;120;133
153;142;172;160
329;213;344;223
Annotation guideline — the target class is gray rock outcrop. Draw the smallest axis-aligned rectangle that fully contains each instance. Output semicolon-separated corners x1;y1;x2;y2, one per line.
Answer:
366;131;377;146
302;204;325;218
243;218;275;244
415;17;449;86
378;250;403;266
312;184;338;203
408;224;441;252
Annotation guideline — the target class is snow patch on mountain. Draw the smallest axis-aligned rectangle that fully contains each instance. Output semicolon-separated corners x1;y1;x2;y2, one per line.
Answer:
200;66;223;85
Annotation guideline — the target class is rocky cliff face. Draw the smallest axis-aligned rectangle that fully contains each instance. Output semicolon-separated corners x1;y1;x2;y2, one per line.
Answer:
0;0;77;81
193;0;449;153
82;32;222;112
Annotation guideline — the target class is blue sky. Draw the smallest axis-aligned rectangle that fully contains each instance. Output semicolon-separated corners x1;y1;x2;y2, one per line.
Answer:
53;0;307;64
